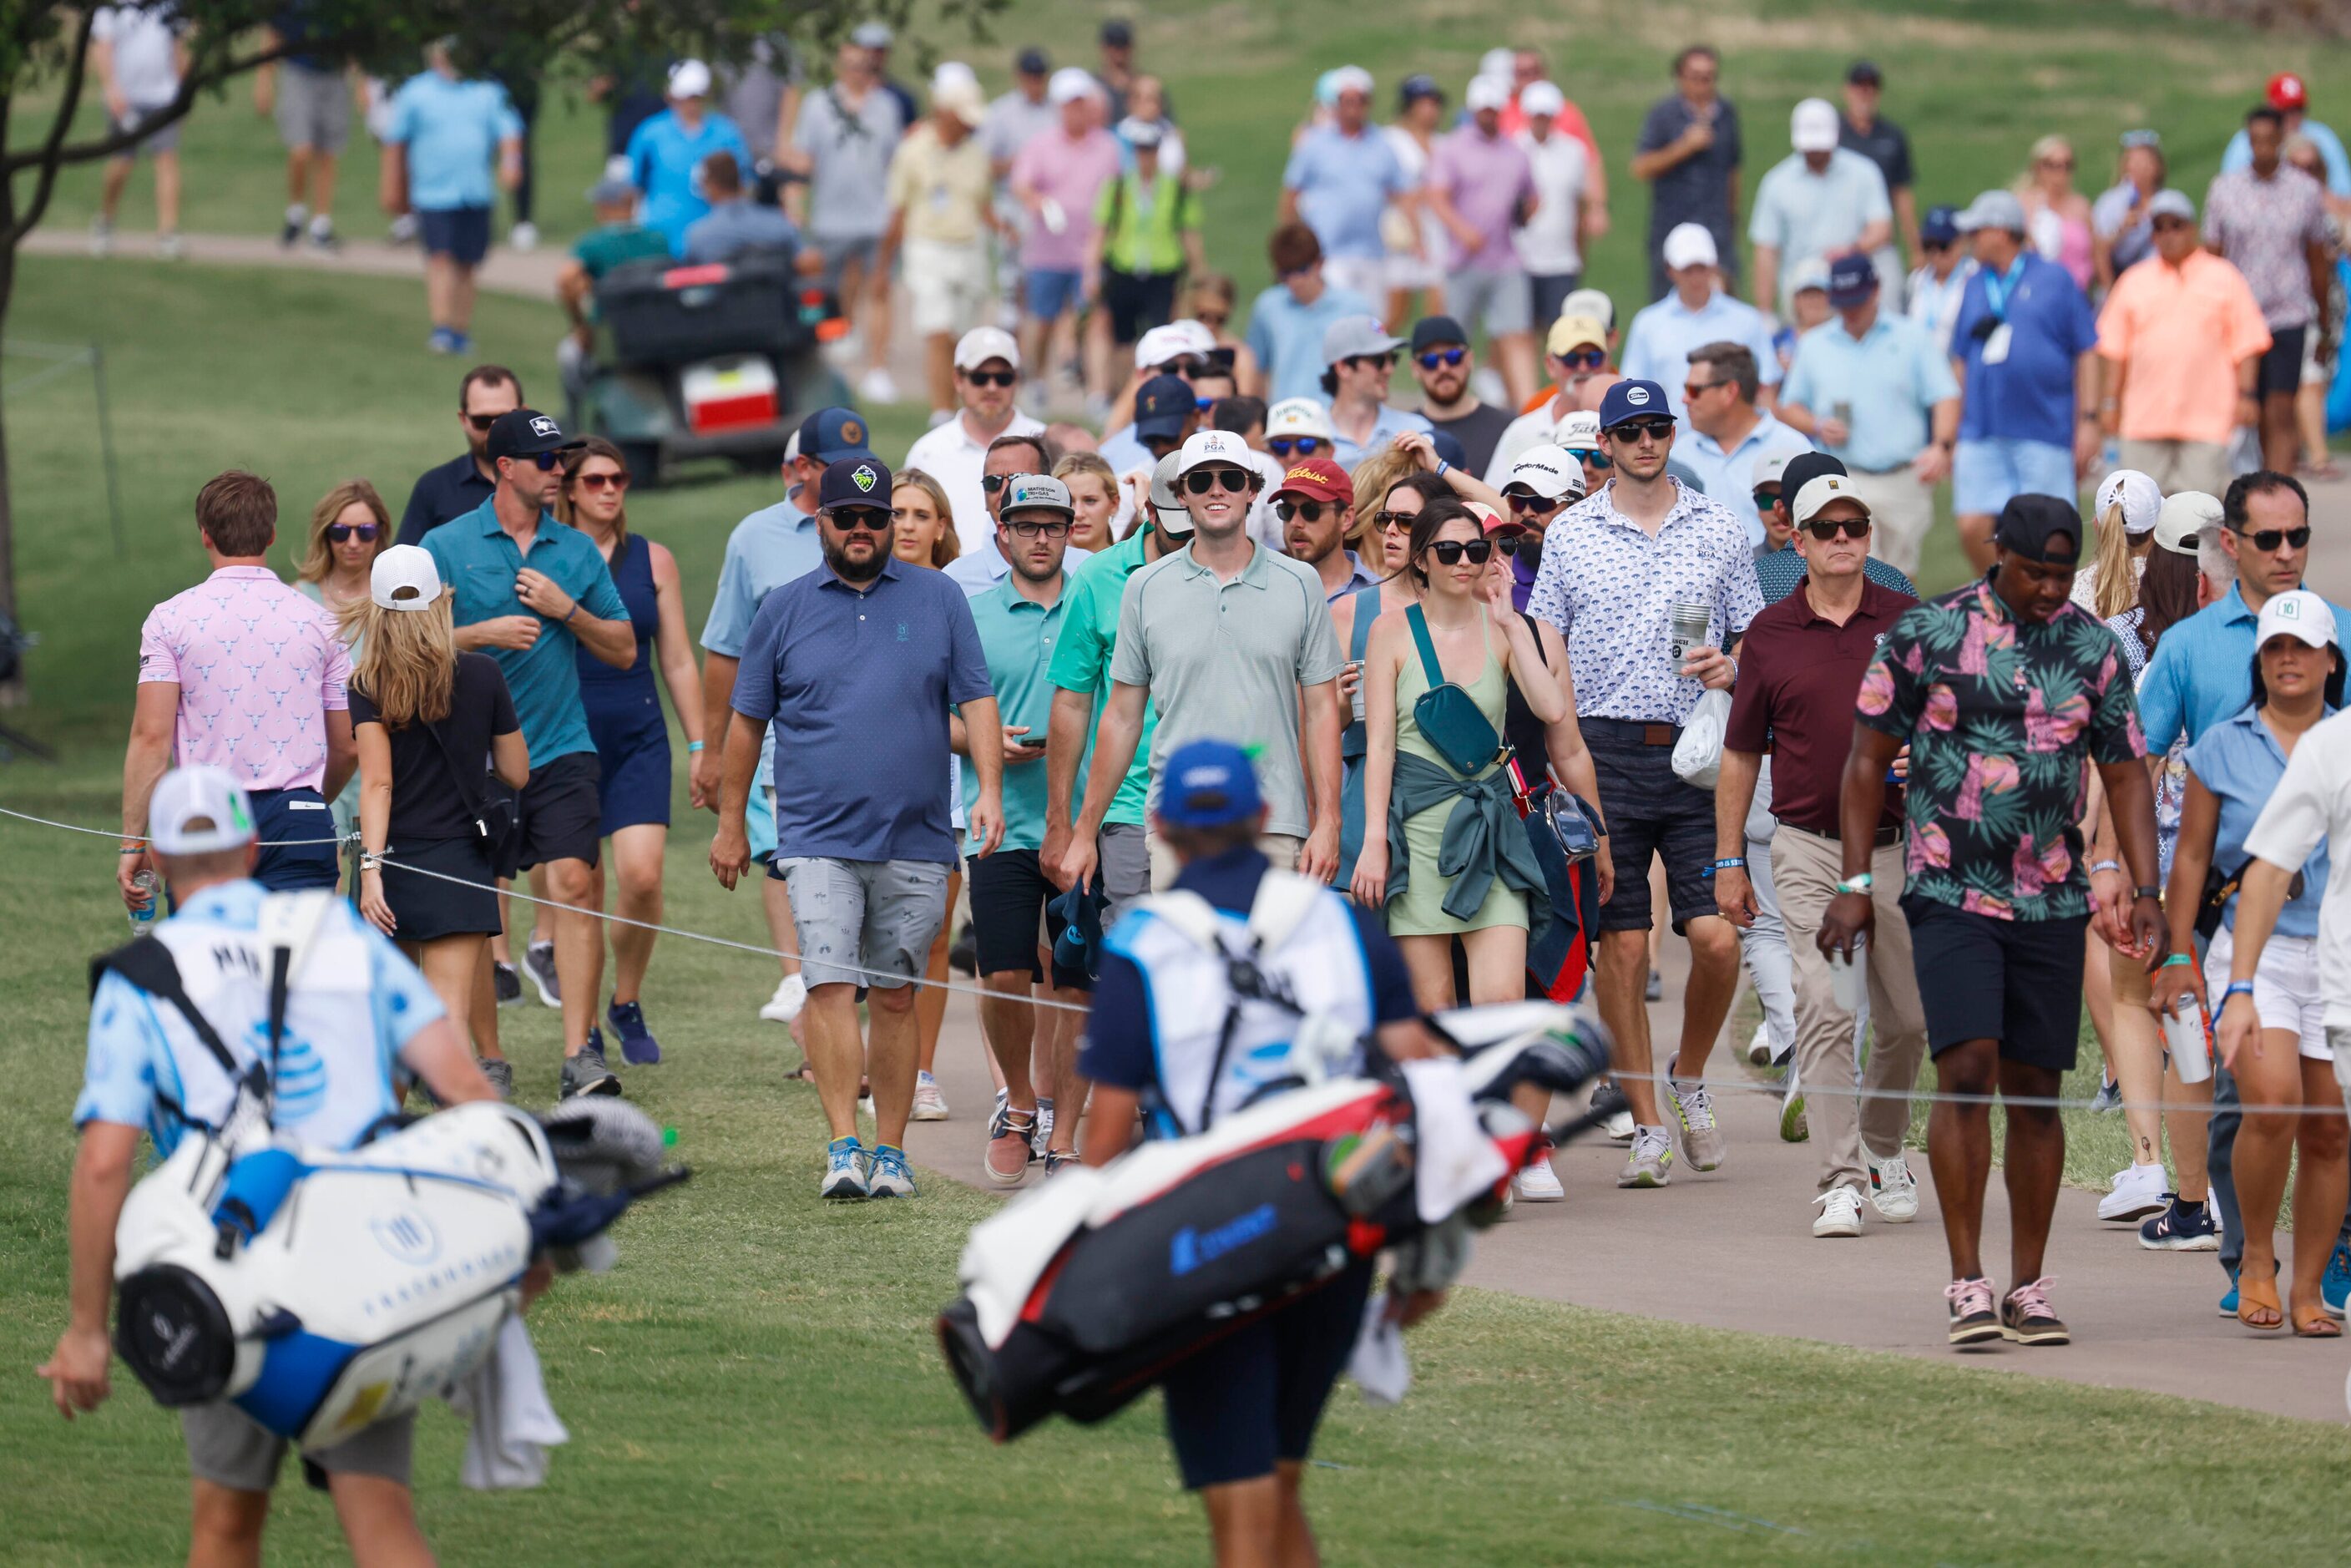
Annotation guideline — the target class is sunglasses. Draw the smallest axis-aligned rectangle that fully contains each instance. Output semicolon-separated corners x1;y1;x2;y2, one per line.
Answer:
1752;488;1782;513
326;523;381;543
1274;498;1336;524
1921;239;1954;253
507;451;563;471
1156;357;1207;377
1803;516;1872;541
1417;347;1467;370
1182;467;1253;495
964;368;1018;387
1683;381;1725;402
465;412;503;431
827;508;893;533
2234;524;2313;552
2040;157;2075;171
1269;436;1325;458
1505;492;1556;513
1424;538;1495;565
572;471;629;493
1005;517;1073;538
1373;509;1414;531
1194;396;1217;413
981;473;1019;493
1610;418;1676;443
1566;448;1611;469
1345;354;1397;373
1557;347;1607;371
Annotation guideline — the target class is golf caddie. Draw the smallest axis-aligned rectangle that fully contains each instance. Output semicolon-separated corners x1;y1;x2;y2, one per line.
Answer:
1076;739;1449;1566
40;764;501;1565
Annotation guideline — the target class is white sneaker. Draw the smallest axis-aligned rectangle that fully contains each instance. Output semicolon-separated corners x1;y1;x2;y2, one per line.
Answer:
1868;1151;1919;1222
508;220;539;252
89;218;114;256
860;367;901;404
156;232;185;260
1744;1022;1773;1067
911;1070;950;1121
2097;1161;2169;1222
1813;1185;1866;1238
1515;1156;1565;1202
760;974;807;1024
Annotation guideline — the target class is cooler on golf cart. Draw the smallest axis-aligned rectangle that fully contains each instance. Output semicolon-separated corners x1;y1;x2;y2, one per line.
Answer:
580;248;847;485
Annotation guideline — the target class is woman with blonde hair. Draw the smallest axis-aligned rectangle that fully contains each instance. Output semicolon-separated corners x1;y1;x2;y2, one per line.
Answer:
295;479;391;873
555;435;706;1067
892;466;968;1120
2075;468;2161;619
2018;133;2094;291
346;545;530;1094
1053;451;1119;551
891;467;963;569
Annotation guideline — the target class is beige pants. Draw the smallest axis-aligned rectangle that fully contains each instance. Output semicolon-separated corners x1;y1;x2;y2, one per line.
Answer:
1838;465;1937;579
1148;832;1302;892
2119;438;2231;498
1772;826;1929;1194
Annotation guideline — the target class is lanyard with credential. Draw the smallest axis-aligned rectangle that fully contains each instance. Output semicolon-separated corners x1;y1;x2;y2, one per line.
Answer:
1980;256;2028;321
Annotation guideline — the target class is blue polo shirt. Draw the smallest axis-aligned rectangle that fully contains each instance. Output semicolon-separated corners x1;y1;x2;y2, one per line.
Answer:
384;72;523;212
1781;309;1960;473
422;499;627;765
731;559;993;863
1673;411;1798;549
1245;283;1377;405
1331;404;1435;473
961;576;1073;851
1617;287;1783;421
1949;252;2098;448
2139;583;2351;751
1282;125;1408;260
626;108;752;255
2187;704;2333;938
701;493;826;791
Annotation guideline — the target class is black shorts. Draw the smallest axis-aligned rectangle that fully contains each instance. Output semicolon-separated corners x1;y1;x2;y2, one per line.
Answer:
418;204;492;266
514;752;603;872
1100;266;1180;348
1161;1258;1373;1490
1582;721;1714;934
2258;326;2308;397
1903;896;2087;1070
966;847;1089;990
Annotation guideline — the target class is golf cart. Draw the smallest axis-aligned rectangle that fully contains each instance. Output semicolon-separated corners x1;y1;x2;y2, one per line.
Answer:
578;248;847;486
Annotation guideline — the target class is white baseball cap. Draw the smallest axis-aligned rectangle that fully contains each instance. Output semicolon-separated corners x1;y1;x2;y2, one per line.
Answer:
1149;452;1191;534
1791;97;1839;153
1792;473;1873;526
1002;473;1075;518
1554;410;1603;448
1175;428;1256;477
1519;80;1565;119
1135;319;1218;369
933;75;986;128
1504;444;1584;503
149;765;258;856
1465;75;1509;114
1560;286;1614;331
953;326;1020;372
1751;446;1807;489
1328;64;1374;99
1267;396;1335;442
667;58;712;99
2153;490;2223;557
2257;588;2338;650
2095;468;2164;538
1789;255;1833;295
1048;68;1100;106
1661;221;1718;272
371;544;444;611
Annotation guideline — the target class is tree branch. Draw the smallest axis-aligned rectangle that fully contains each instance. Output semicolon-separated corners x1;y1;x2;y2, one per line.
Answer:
4;39;296;185
8;10;98;244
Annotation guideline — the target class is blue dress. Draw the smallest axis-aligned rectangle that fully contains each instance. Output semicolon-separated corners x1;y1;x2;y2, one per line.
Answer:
577;531;670;832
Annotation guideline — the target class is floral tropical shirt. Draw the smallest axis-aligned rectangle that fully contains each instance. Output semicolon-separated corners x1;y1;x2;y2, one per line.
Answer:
1857;572;2146;921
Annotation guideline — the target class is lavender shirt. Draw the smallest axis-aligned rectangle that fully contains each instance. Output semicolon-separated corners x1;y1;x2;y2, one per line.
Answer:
1428;125;1536;274
137;567;352;793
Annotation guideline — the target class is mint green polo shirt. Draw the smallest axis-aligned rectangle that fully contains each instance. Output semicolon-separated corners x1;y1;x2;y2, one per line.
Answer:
961;576;1072;851
1047;526;1159;827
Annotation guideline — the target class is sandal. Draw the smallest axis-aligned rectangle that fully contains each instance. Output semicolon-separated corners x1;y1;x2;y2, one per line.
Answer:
2301;458;2344;481
2237;1267;2285;1331
785;1063;817;1085
2291;1297;2343;1338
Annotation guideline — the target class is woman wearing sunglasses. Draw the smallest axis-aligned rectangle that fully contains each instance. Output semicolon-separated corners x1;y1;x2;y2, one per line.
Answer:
891;468;968;1122
2017;133;2093;291
296;479;392;874
555;437;707;1068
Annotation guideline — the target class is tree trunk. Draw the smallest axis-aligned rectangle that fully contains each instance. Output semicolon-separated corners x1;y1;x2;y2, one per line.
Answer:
0;92;19;709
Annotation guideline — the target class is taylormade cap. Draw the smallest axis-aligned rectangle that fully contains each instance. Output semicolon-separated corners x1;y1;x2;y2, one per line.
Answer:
1001;473;1074;518
149;765;257;856
817;457;892;511
1792;473;1873;525
1270;457;1352;507
2256;588;2337;650
1157;740;1261;827
2154;490;2223;557
1267;397;1335;442
1993;493;2085;564
2096;468;2164;537
954;326;1020;371
370;544;444;610
1504;444;1582;502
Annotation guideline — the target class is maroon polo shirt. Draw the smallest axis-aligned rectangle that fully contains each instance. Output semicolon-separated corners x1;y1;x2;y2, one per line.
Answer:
1723;574;1917;837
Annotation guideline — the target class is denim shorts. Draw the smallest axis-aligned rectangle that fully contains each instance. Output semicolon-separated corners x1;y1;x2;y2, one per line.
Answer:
1951;436;2075;517
1024;266;1085;321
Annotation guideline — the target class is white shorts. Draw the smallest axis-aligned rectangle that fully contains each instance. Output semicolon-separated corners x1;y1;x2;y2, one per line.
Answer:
904;237;990;339
2206;923;2332;1061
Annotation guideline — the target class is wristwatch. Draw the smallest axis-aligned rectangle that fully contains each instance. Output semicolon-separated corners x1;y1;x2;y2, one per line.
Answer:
2134;885;2161;901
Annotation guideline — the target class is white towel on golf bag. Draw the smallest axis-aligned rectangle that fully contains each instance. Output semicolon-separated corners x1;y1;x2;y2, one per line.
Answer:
451;1315;568;1490
1348;1289;1410;1406
1398;1056;1508;1222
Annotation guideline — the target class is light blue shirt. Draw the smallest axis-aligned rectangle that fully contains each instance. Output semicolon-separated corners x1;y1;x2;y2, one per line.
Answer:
2223;119;2351;197
1332;405;1435;473
680;195;799;265
2187;705;2333;937
2139;583;2351;751
1747;149;1893;310
384;71;523;211
943;534;1095;598
961;577;1074;850
1095;427;1158;478
1904;257;1978;353
1673;410;1801;549
1780;309;1960;473
1618;287;1783;422
1245;281;1378;406
701;493;826;789
627;109;752;255
1282;125;1408;260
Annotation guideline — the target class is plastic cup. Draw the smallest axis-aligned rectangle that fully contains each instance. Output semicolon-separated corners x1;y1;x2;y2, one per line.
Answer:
2165;994;2212;1085
1828;938;1867;1014
1667;601;1712;669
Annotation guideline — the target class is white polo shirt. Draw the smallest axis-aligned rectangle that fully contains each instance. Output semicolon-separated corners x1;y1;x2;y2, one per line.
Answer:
902;408;1046;547
2244;706;2351;1033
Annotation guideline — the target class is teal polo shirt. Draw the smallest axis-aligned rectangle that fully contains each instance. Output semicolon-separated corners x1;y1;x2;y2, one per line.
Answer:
961;576;1074;851
423;498;628;765
1048;527;1159;827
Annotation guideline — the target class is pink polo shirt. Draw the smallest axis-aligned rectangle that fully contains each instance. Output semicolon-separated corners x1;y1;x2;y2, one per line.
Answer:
137;566;351;793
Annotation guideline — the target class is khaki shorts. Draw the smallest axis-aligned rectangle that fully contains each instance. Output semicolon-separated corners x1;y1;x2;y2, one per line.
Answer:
183;1403;414;1493
904;237;991;338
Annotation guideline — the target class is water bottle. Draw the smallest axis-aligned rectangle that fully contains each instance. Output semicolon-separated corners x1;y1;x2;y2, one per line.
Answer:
2164;994;2212;1085
1828;936;1867;1014
128;869;159;933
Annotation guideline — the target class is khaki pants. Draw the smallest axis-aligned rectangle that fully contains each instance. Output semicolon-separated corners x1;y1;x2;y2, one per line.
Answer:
2119;438;2231;498
1839;466;1936;579
1148;832;1302;892
1772;826;1929;1194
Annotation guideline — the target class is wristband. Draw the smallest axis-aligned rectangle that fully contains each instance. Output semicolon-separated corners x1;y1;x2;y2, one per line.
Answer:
2222;981;2257;1004
360;852;383;872
2134;885;2161;902
2160;953;2194;969
2089;859;2121;876
119;843;147;855
1436;459;1451;478
1701;857;1745;879
1834;872;1874;894
563;602;580;626
687;741;705;754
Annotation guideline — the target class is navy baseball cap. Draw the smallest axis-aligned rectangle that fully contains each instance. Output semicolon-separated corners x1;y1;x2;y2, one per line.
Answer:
1994;493;2085;564
485;408;584;463
1134;374;1194;440
1016;47;1049;75
817;457;893;512
1596;379;1670;431
1776;450;1848;505
799;406;875;464
1398;73;1443;109
1157;740;1262;828
1826;253;1878;306
1409;315;1469;354
1921;205;1961;245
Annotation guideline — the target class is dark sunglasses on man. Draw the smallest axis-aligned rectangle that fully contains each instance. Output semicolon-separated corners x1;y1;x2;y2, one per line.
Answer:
1156;356;1206;378
1273;498;1336;524
1610;417;1675;443
507;451;564;472
1556;347;1607;371
1803;515;1872;542
828;508;892;534
1752;487;1782;514
1182;467;1253;495
1566;447;1611;469
1269;436;1325;458
964;368;1018;387
1417;347;1467;370
1346;353;1396;375
465;412;502;432
1424;538;1495;565
2235;524;2312;553
980;473;1015;493
1504;492;1555;515
325;523;381;543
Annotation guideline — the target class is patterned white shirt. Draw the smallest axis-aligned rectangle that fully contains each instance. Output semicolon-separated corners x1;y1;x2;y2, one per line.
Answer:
1525;478;1763;725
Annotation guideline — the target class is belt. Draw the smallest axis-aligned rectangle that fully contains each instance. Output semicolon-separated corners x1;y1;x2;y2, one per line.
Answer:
1583;717;1680;746
1848;461;1913;476
1782;820;1904;850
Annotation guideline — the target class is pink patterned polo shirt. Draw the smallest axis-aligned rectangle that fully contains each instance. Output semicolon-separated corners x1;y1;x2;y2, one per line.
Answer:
137;567;351;793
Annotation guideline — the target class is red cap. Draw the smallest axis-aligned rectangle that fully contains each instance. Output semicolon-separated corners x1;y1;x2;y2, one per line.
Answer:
1467;500;1524;535
1270;457;1352;508
2268;72;2308;111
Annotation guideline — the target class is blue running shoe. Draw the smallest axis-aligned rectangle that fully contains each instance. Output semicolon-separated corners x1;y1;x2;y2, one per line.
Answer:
822;1137;869;1201
608;999;661;1065
2219;1267;2239;1318
867;1144;918;1199
2138;1195;2220;1252
2323;1237;2351;1319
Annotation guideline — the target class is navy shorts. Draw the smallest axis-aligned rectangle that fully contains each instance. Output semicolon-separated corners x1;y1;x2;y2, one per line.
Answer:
586;696;671;834
1581;721;1714;934
1161;1258;1373;1490
417;205;492;266
249;787;340;893
513;752;603;872
1903;896;2088;1072
2258;326;2307;397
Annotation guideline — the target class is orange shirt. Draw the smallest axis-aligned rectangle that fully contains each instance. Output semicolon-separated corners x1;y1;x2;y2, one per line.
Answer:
2095;249;2273;444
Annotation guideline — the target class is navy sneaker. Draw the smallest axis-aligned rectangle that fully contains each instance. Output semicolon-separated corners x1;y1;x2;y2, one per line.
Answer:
2138;1194;2220;1252
608;999;661;1065
2323;1236;2351;1319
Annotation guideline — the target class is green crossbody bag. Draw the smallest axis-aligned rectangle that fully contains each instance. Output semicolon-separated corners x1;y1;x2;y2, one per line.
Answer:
1405;604;1507;777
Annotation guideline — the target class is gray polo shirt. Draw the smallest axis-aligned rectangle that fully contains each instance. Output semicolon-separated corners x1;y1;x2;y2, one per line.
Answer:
792;83;904;241
1110;542;1342;838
